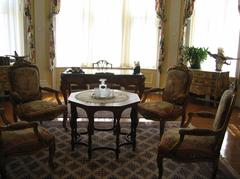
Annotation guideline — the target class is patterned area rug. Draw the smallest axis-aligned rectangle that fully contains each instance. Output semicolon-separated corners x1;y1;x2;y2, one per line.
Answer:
5;121;239;179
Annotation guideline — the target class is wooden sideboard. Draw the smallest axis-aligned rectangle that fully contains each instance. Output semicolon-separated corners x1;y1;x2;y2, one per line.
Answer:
190;69;229;105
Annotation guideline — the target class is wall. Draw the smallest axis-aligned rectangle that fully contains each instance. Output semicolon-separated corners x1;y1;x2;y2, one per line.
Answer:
34;0;51;87
159;0;184;88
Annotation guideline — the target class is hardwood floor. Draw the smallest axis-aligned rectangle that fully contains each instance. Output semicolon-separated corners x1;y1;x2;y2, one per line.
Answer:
0;94;240;175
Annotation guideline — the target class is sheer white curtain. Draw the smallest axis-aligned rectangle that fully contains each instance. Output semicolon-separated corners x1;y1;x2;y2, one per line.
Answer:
0;0;24;56
189;0;240;77
55;0;158;68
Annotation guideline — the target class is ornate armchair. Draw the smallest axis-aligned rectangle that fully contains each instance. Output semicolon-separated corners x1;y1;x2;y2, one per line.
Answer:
0;108;55;178
138;63;193;139
157;82;237;179
8;60;68;130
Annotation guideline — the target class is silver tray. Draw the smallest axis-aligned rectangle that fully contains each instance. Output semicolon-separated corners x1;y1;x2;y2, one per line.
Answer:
91;92;115;99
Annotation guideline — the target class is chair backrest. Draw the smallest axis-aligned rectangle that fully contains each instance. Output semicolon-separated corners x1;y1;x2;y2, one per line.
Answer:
162;63;193;105
92;60;112;69
9;60;41;102
212;81;237;150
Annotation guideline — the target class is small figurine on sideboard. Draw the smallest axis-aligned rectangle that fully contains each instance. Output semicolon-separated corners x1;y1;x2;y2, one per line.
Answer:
133;61;140;75
207;47;240;71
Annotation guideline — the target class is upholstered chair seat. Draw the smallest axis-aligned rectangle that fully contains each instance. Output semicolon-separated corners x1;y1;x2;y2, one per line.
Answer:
16;100;67;122
157;82;237;179
9;60;67;130
0;108;55;178
138;101;183;119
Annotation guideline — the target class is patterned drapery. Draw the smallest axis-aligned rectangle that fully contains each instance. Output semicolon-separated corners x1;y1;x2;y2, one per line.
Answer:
52;0;60;14
238;0;240;13
24;0;36;63
155;0;166;73
49;0;60;70
184;0;195;19
178;0;195;61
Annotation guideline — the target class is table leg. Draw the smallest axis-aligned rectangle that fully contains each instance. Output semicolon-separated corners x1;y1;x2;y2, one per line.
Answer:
70;103;78;150
87;111;94;160
114;111;122;159
130;105;138;151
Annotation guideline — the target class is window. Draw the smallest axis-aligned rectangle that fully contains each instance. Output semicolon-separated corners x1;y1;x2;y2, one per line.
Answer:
187;0;240;77
0;0;25;56
55;0;158;69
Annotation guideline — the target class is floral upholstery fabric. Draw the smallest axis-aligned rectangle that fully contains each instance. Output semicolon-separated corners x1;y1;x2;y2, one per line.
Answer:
158;128;216;160
0;125;54;156
11;67;41;102
138;101;183;120
162;67;191;105
17;100;66;122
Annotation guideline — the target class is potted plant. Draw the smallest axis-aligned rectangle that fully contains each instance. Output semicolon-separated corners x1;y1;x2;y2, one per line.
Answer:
183;46;208;69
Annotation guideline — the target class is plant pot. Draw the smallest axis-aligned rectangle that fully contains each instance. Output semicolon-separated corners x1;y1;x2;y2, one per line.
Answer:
190;62;201;69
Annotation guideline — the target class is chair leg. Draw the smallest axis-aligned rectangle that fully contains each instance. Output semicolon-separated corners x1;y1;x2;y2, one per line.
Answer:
180;113;186;127
0;157;6;178
63;111;68;131
211;158;219;179
159;120;166;140
157;154;163;179
113;118;116;135
13;109;18;122
48;139;56;169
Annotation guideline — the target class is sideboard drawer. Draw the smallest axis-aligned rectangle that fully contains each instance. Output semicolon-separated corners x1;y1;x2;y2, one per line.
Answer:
192;78;215;87
190;85;212;96
192;71;216;79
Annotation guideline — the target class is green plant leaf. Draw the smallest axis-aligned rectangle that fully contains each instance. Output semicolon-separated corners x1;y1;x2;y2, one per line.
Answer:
183;46;208;66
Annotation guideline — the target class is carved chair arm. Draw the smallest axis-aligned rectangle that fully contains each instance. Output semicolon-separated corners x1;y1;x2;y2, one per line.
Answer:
188;111;215;118
179;127;218;136
141;87;164;103
0;121;37;131
184;111;215;127
40;86;62;105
